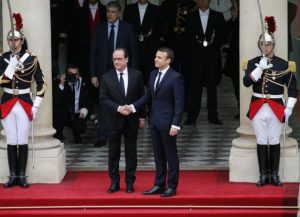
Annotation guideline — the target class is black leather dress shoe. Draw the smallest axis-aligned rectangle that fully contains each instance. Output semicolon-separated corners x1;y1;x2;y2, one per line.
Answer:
143;185;165;195
160;188;176;197
209;119;223;125
126;183;135;193
107;183;120;194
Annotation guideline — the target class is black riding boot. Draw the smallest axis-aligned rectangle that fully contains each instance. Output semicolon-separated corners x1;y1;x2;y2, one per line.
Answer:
270;144;283;187
256;145;269;187
18;145;29;188
4;145;18;188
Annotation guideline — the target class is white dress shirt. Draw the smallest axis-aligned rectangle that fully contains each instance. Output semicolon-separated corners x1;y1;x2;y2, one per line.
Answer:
78;0;85;7
89;3;98;20
138;2;148;24
116;67;128;96
68;77;82;114
154;66;169;90
108;19;120;50
199;9;210;33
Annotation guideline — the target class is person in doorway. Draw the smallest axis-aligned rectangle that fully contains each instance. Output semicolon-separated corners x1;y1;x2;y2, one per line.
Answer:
0;14;47;188
243;16;297;187
53;63;89;143
184;0;226;125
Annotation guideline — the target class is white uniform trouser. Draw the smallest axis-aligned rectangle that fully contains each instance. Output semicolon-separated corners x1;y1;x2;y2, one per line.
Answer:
1;101;31;145
252;103;282;145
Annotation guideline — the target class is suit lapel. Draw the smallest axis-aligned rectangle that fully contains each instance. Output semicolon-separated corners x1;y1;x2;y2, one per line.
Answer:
116;21;121;47
155;68;171;94
141;3;151;28
111;70;125;98
133;3;142;28
205;10;214;38
196;12;205;37
126;69;133;99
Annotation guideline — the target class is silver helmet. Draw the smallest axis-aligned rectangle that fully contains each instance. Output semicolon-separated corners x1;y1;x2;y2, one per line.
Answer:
258;16;276;45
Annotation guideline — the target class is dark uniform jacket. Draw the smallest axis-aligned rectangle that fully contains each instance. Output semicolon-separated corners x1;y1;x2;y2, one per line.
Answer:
0;50;46;120
123;2;163;54
243;56;297;122
161;0;196;58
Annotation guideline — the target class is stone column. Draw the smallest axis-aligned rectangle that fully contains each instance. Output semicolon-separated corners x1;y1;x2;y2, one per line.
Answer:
0;0;66;183
229;0;299;182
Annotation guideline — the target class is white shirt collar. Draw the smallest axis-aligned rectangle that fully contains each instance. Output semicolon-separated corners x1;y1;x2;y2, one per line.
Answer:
89;3;98;9
159;66;170;74
138;2;148;9
116;67;128;75
108;19;120;28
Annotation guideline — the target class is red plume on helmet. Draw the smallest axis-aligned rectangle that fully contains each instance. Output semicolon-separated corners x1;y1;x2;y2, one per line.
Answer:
13;13;23;31
264;16;276;33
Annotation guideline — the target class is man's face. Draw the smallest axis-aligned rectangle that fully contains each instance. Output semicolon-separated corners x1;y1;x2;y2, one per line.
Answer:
197;0;210;10
138;0;148;5
259;43;275;57
113;50;128;71
66;67;80;83
107;7;120;23
154;51;170;70
8;38;22;51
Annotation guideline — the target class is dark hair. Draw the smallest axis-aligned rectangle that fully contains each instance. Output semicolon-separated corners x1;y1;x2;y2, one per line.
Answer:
65;63;80;73
106;1;121;11
113;47;129;58
157;47;175;62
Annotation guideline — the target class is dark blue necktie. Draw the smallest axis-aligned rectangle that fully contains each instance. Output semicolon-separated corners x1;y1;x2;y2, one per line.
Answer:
155;72;162;91
108;24;115;58
119;72;125;97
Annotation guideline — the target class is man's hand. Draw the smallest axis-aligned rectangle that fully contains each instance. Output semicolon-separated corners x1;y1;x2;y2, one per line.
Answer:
91;77;99;88
255;57;273;70
31;106;38;120
118;105;132;116
4;55;23;79
169;127;178;136
139;119;145;128
59;74;66;86
284;107;293;120
125;105;133;114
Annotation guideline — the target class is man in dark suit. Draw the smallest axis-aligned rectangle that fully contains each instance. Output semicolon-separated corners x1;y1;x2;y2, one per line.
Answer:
53;63;90;143
100;48;145;194
185;0;226;125
90;1;138;147
66;0;106;78
123;0;163;85
127;47;185;197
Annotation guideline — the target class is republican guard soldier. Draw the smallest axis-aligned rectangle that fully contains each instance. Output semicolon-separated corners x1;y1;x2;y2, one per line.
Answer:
0;14;47;188
243;16;297;187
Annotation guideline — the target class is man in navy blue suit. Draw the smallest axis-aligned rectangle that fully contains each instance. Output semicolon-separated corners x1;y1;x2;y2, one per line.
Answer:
90;1;138;147
127;47;185;197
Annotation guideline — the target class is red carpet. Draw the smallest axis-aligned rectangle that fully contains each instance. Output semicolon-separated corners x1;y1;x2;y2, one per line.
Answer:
0;170;298;216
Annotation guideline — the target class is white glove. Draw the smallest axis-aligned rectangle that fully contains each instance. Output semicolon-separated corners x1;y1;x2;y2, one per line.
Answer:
79;108;88;118
284;107;292;120
255;57;273;70
31;106;38;120
4;56;20;79
33;96;43;108
250;67;263;81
